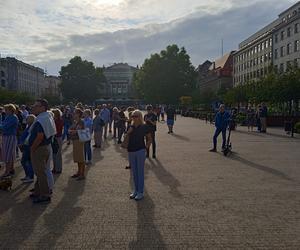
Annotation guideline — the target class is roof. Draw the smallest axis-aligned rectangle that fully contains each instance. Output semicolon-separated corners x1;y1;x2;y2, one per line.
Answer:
209;52;233;71
105;63;137;71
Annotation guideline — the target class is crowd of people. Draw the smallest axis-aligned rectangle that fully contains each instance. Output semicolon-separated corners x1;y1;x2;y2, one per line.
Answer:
0;100;177;204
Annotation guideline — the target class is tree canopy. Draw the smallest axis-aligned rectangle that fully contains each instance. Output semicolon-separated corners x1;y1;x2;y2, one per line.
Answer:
133;45;197;104
59;56;106;103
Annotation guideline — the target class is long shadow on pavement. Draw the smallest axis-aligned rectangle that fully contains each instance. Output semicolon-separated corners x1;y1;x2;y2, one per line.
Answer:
0;193;47;249
170;133;190;142
128;159;166;249
148;159;183;199
128;190;166;250
36;166;91;249
229;153;293;182
233;129;298;140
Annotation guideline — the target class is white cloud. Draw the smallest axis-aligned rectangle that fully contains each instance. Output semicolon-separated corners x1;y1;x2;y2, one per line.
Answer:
0;0;298;74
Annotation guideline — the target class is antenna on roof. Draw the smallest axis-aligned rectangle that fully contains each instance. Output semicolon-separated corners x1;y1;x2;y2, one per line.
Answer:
221;39;224;57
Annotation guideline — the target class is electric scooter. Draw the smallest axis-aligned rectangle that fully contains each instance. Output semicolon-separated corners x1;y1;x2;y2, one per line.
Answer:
223;119;234;156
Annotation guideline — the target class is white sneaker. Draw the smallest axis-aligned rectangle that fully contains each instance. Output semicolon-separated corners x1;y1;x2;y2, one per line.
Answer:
134;193;144;201
22;177;34;183
130;192;137;199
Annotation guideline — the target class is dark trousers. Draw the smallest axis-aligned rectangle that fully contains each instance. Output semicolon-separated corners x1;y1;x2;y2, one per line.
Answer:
213;128;226;149
146;131;156;157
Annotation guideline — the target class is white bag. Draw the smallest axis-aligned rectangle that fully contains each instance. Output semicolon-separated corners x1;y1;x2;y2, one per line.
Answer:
77;128;91;142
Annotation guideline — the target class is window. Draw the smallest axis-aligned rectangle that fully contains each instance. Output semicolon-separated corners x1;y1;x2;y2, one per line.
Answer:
265;41;268;49
295;23;299;34
274;65;278;73
295;40;300;52
254;46;257;53
280;46;285;57
287;27;291;37
275;34;278;43
281;30;285;40
287;43;291;55
0;70;4;77
269;38;272;46
1;79;5;87
294;58;299;68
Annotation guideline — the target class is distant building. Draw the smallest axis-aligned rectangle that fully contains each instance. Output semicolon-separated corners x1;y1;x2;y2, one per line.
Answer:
233;23;276;86
196;60;212;89
273;2;300;72
0;57;45;97
233;2;300;86
44;75;61;97
103;63;138;100
198;52;235;93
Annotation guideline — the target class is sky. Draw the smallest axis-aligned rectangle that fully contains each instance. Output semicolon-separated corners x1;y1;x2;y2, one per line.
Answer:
0;0;298;75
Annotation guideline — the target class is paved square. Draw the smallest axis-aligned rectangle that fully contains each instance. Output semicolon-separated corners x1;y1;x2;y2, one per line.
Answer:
0;116;299;249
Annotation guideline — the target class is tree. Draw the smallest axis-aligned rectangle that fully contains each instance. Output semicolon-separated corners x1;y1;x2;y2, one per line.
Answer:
59;56;106;103
0;88;34;105
133;45;197;104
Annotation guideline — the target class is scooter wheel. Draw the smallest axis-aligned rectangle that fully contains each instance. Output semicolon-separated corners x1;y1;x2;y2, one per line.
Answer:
223;148;229;156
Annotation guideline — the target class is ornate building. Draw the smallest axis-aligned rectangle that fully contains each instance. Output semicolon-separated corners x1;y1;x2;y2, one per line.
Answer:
103;63;138;100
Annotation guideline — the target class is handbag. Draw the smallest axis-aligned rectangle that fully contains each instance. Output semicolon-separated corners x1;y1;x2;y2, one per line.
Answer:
121;133;129;149
77;128;91;142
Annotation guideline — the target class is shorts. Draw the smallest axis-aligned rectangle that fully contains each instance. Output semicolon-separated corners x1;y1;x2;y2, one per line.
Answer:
167;119;174;126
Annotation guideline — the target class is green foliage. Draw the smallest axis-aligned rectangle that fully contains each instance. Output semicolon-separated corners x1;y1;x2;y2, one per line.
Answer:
41;94;61;106
133;45;197;104
0;88;34;105
294;122;300;133
59;56;106;103
223;67;300;110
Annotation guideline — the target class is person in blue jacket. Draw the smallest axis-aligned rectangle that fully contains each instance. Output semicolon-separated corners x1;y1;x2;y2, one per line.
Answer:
209;104;230;152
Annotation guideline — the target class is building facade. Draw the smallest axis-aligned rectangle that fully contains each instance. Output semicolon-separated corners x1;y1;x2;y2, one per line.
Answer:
0;57;45;97
233;22;278;86
44;75;61;97
198;52;235;93
233;2;300;86
103;63;138;100
273;2;300;72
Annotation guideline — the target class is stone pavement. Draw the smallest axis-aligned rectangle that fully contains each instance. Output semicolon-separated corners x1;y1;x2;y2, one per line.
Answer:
0;116;299;249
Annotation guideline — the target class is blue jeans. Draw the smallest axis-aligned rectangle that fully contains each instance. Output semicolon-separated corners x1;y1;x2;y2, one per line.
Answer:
21;147;34;178
84;140;92;162
62;124;71;141
129;149;146;194
213;128;227;149
21;160;34;179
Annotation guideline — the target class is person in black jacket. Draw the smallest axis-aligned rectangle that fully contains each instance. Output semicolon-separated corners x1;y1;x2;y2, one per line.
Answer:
144;105;158;159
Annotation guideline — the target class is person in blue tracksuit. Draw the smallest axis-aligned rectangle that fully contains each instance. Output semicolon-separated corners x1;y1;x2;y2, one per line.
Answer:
209;104;230;152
